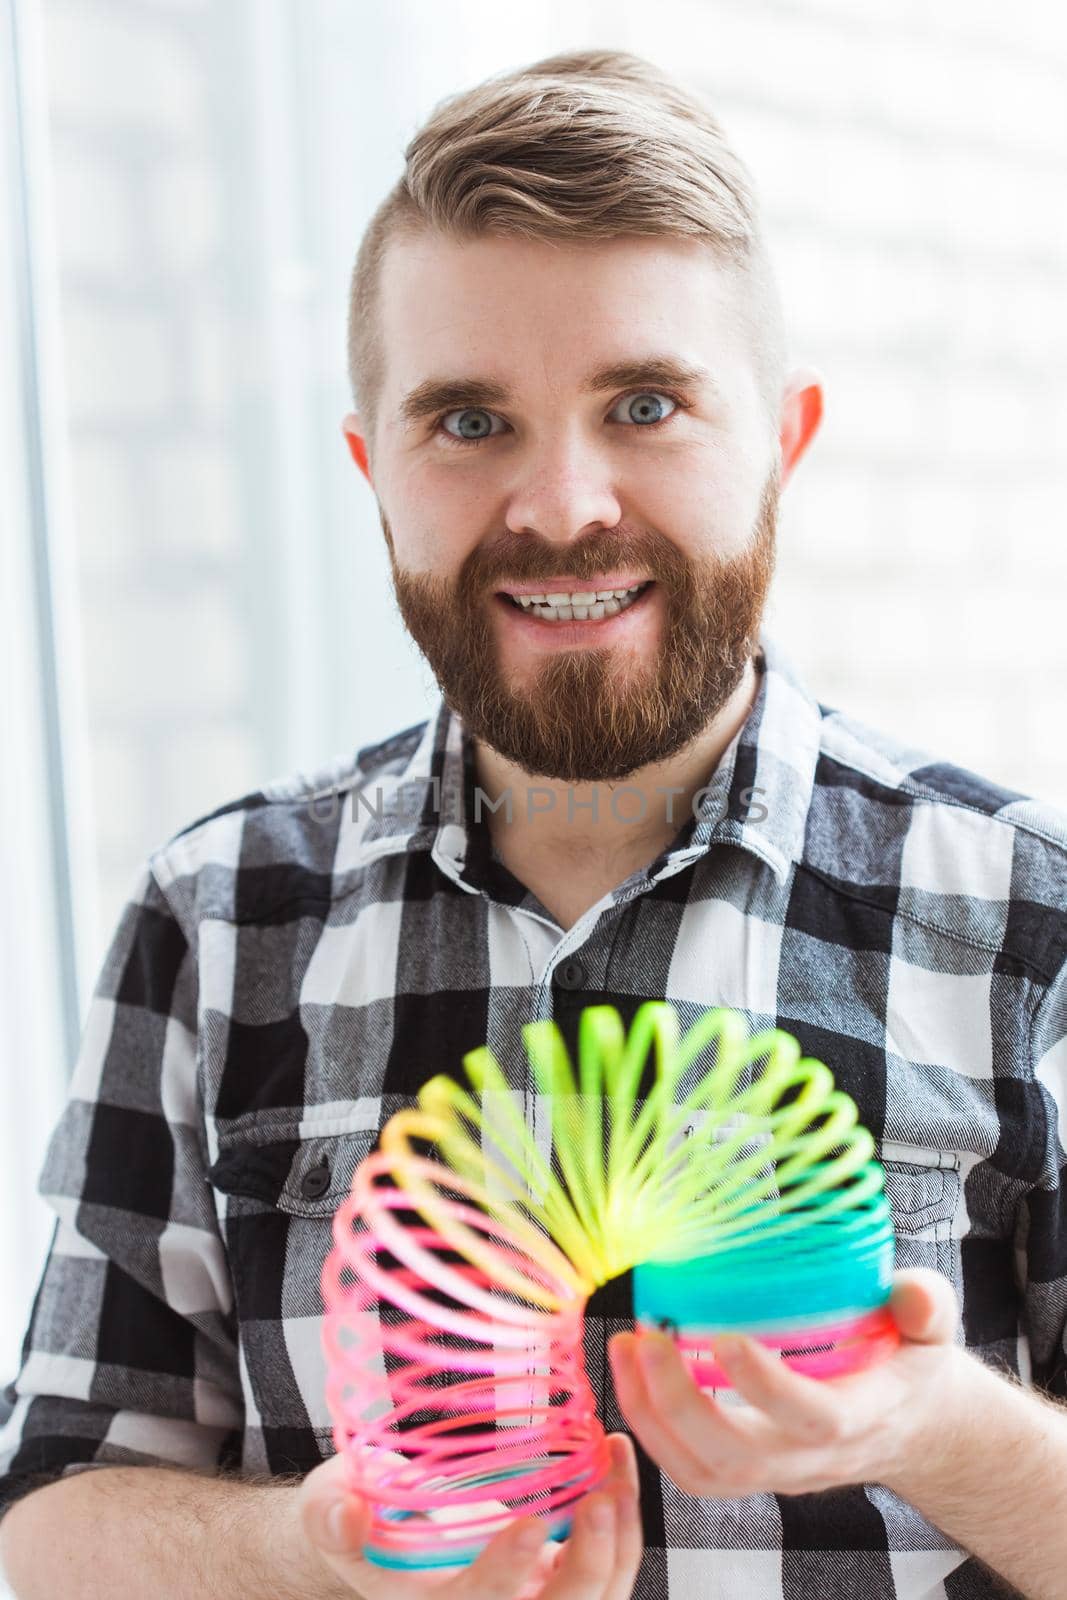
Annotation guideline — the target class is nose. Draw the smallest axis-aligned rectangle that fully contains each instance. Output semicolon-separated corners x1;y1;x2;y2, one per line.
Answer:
503;429;623;546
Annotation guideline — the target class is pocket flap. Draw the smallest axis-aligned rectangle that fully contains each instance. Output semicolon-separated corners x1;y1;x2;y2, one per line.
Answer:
878;1143;961;1234
208;1126;378;1218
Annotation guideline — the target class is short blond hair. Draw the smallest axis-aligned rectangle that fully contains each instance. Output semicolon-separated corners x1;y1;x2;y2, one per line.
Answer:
348;48;787;448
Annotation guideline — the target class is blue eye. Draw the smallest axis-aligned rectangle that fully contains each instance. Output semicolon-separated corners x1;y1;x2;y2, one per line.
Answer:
609;391;679;427
434;390;685;449
438;407;506;445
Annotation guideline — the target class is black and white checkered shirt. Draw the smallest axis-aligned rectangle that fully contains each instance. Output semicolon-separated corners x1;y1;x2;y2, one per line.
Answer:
3;629;1066;1598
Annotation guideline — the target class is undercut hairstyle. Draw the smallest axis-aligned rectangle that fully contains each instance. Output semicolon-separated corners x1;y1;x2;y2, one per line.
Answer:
347;48;788;452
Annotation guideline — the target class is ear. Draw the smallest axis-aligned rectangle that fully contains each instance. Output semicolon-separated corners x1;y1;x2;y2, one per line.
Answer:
777;368;823;489
342;413;373;486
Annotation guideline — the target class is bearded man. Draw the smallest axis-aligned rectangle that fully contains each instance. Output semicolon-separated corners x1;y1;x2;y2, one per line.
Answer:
3;47;1066;1600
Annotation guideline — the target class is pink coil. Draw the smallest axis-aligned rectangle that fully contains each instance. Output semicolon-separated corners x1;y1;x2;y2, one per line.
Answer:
321;1149;611;1567
654;1304;902;1388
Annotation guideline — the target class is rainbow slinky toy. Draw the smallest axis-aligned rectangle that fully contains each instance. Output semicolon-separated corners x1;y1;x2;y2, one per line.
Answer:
321;1002;900;1571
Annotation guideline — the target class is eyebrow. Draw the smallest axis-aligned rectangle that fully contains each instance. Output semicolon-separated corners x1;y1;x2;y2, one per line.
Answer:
397;356;717;427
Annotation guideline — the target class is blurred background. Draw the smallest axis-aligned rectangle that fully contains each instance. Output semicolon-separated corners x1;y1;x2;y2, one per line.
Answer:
2;0;1065;1428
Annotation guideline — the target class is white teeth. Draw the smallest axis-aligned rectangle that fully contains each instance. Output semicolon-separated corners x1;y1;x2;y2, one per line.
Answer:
512;583;644;608
509;582;648;622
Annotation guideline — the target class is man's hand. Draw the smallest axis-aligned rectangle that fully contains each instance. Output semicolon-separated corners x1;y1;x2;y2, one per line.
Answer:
297;1433;642;1599
606;1267;969;1499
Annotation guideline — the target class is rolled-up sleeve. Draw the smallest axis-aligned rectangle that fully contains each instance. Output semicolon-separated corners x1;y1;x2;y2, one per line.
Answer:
0;861;243;1517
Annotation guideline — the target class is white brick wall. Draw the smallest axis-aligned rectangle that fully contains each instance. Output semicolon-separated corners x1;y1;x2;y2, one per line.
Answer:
43;0;278;949
654;0;1067;806
46;1;203;126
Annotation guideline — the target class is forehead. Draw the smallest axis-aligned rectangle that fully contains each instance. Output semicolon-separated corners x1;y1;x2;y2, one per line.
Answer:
376;231;750;406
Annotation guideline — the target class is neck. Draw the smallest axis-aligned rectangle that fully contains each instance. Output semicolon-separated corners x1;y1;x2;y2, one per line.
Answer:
473;653;761;867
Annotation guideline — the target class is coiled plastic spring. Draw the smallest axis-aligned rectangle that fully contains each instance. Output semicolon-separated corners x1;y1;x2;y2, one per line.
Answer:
321;1002;899;1569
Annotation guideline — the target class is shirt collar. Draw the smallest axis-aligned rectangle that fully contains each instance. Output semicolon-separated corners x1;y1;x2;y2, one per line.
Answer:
339;625;823;888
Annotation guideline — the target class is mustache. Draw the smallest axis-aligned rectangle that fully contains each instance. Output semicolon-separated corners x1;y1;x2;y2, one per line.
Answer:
458;536;692;598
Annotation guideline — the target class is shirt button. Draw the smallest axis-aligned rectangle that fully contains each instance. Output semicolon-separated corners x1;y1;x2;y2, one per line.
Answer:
554;958;587;991
300;1162;332;1201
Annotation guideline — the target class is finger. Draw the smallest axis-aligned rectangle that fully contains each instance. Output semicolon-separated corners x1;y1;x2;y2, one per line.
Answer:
608;1333;724;1486
539;1489;621;1600
889;1269;960;1344
440;1512;563;1600
603;1437;644;1600
306;1450;351;1491
299;1486;395;1594
624;1330;773;1456
514;1541;565;1600
605;1432;639;1496
301;1482;548;1599
709;1334;845;1446
297;1463;367;1558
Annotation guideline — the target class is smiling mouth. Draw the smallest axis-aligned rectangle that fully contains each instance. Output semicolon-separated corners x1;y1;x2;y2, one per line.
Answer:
498;581;655;623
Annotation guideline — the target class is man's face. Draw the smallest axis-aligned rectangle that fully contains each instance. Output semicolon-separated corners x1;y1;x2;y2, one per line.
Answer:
357;232;782;783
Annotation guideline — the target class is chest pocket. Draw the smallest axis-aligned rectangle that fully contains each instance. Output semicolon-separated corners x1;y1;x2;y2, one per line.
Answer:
207;1123;378;1454
878;1140;963;1305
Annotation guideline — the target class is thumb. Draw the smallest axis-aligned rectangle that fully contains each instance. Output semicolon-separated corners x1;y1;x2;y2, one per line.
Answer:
300;1472;372;1559
889;1268;960;1346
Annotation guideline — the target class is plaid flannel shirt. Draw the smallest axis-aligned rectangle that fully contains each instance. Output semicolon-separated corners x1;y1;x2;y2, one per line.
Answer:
3;627;1067;1600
